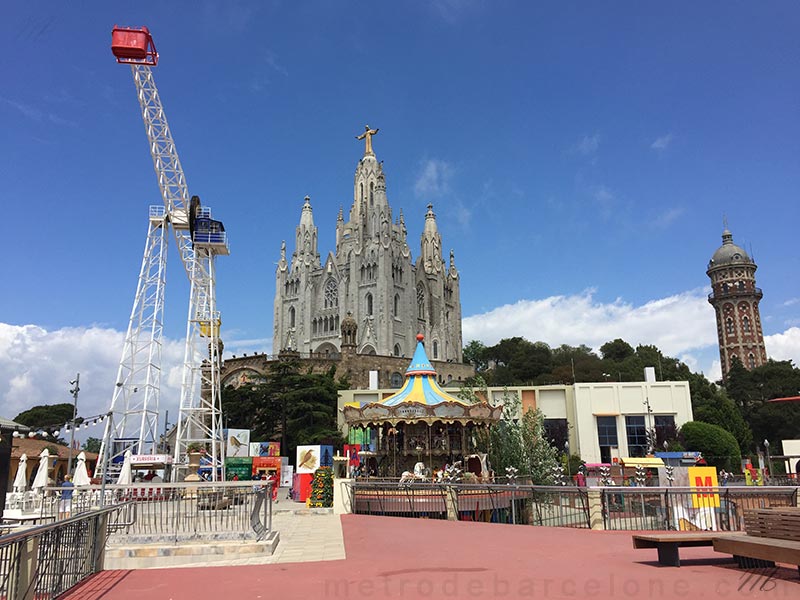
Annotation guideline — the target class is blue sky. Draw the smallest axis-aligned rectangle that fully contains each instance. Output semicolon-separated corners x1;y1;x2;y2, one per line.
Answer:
2;2;799;427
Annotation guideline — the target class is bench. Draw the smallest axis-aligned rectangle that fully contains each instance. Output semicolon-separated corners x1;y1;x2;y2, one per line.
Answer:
632;532;738;567
712;507;800;576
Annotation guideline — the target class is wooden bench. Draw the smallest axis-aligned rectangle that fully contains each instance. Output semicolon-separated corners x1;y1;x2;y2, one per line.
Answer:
632;532;737;567
712;507;800;576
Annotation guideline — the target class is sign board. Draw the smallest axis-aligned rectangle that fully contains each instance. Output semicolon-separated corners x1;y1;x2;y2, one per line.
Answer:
130;454;173;465
249;441;280;457
296;445;320;474
688;466;719;508
225;429;250;458
225;457;253;481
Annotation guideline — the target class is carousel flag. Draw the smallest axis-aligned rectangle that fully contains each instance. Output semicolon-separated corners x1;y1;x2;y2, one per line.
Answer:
32;448;50;490
13;453;28;492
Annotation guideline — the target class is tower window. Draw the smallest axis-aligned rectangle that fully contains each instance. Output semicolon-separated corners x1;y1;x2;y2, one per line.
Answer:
748;353;756;369
742;316;750;332
725;318;734;334
370;182;374;206
366;293;373;316
393;294;399;317
433;341;439;359
289;306;296;328
722;283;729;293
393;344;401;357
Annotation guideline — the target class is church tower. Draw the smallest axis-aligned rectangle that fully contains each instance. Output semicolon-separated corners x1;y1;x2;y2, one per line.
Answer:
707;225;767;380
273;128;463;363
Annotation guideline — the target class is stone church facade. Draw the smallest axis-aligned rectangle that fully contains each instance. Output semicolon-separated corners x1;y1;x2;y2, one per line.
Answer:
220;130;473;391
272;130;463;363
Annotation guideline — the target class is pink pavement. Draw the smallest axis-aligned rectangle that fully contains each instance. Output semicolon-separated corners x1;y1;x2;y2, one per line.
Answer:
64;515;798;599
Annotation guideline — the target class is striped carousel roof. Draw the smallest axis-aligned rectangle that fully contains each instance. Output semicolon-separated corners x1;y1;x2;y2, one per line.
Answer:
380;335;470;407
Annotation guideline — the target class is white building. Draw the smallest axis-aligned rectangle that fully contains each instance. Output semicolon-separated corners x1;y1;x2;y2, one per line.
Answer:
339;380;693;465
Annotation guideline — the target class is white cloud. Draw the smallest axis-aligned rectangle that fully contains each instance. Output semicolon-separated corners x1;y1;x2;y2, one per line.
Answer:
0;323;183;430
573;134;600;156
414;159;454;197
651;133;673;150
652;207;684;228
429;0;482;24
782;298;800;307
765;327;800;366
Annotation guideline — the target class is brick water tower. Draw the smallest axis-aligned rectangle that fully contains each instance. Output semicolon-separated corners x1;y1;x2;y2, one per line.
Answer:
707;226;767;380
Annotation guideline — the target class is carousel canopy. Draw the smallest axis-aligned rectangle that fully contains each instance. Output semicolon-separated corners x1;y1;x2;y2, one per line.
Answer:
343;334;502;426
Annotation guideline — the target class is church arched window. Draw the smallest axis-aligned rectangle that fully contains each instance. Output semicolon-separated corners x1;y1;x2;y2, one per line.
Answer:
393;294;399;317
370;182;374;207
393;344;401;357
725;318;734;334
738;281;745;291
324;279;338;309
722;282;729;294
417;283;426;320
312;319;317;335
289;306;296;328
748;353;756;369
366;293;373;316
742;316;750;332
433;340;439;359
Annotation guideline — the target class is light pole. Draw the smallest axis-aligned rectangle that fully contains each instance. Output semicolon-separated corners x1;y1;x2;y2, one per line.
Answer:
764;439;772;482
67;373;80;475
564;441;571;483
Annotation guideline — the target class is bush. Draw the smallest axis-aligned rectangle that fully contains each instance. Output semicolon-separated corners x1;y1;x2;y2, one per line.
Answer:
679;421;741;472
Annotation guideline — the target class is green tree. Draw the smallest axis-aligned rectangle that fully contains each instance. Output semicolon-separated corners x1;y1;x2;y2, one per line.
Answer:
484;337;553;385
14;403;80;445
688;372;752;451
82;437;102;454
679;421;741;472
462;340;488;372
599;339;635;362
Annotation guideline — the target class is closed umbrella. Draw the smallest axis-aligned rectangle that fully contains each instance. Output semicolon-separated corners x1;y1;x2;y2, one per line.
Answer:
116;450;132;485
73;451;91;486
32;448;50;491
13;453;28;492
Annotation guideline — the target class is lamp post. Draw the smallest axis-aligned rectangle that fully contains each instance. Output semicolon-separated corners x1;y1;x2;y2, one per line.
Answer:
67;373;80;475
764;439;772;482
564;441;571;483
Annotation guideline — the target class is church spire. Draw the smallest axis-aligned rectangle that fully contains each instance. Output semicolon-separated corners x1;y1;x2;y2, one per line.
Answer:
420;204;443;274
294;195;319;264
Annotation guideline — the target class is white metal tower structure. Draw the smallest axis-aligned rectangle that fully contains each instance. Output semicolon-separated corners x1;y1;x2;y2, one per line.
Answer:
99;26;229;481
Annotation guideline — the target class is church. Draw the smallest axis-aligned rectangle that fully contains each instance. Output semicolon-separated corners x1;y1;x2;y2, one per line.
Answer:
221;128;473;390
273;127;463;363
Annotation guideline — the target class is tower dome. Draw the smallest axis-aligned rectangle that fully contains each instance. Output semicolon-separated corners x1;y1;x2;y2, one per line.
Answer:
708;228;753;270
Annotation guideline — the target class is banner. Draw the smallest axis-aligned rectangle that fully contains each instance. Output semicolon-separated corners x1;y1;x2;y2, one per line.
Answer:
225;429;250;458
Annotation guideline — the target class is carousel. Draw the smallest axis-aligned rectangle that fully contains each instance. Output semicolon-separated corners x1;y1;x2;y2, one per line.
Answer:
343;334;503;478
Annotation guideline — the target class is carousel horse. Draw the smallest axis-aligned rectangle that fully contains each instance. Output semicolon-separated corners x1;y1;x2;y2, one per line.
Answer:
399;462;428;484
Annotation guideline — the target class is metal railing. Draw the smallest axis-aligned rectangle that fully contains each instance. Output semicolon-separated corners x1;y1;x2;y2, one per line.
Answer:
0;503;128;599
32;481;274;543
350;481;590;527
601;486;798;531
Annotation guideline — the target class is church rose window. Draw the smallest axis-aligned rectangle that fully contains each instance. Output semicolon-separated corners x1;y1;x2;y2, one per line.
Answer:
324;278;338;308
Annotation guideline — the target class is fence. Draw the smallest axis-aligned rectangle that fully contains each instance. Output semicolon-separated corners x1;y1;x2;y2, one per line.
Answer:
350;482;590;527
0;503;127;599
30;481;274;543
601;486;798;531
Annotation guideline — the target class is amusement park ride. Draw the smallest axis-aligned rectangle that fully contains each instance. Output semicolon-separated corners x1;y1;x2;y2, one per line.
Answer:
97;26;229;481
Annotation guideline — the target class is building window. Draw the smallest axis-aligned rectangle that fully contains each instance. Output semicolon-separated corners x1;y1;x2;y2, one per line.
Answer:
366;293;373;316
654;415;676;447
393;344;401;357
596;416;618;464
324;279;338;308
742;316;750;332
416;283;425;319
722;282;729;293
289;306;296;328
625;416;648;458
393;294;399;317
748;353;756;369
432;341;439;359
369;182;374;206
544;419;569;451
725;318;734;334
390;372;403;388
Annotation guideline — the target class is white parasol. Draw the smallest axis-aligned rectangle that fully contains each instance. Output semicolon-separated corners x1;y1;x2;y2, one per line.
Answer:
73;451;92;486
116;449;132;485
32;448;51;490
13;453;28;492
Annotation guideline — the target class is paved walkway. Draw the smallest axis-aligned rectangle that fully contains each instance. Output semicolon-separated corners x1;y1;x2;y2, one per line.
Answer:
65;515;799;599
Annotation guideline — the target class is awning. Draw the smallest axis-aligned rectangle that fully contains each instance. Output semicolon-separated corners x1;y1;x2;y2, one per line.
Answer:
620;457;665;467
